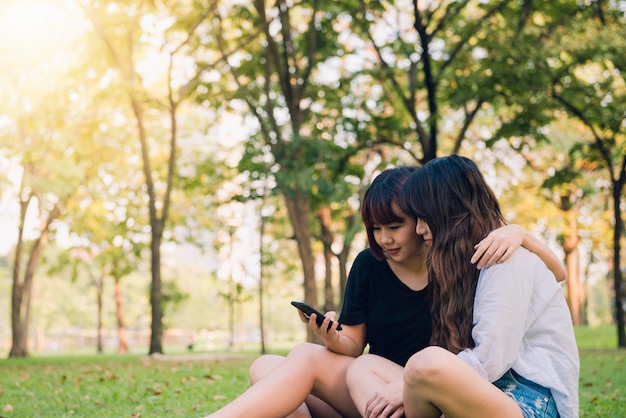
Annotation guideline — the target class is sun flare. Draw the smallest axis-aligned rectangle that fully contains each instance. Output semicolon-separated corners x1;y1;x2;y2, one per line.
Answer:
0;0;87;74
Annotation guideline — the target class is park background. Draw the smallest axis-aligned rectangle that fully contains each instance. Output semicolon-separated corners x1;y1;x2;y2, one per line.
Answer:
0;0;625;373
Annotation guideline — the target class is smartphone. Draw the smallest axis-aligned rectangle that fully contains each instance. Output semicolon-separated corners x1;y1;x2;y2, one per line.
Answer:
291;301;342;331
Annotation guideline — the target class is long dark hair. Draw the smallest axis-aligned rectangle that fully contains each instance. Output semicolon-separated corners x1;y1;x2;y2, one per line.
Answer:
400;155;506;353
362;166;417;261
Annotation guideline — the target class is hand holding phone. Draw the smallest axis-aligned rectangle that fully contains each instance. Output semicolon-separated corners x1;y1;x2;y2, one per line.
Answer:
291;301;342;331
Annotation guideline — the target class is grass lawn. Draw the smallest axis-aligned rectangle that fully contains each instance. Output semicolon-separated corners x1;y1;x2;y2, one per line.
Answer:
0;326;624;417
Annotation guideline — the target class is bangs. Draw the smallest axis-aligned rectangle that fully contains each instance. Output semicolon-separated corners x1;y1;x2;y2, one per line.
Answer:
409;202;429;222
364;197;405;227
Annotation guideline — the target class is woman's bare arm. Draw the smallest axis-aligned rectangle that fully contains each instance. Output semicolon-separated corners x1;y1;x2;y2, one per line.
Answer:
472;224;567;282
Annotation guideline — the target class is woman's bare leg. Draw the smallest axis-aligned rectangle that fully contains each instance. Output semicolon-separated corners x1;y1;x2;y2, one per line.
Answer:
345;354;405;416
403;346;523;418
206;342;360;418
249;354;342;418
248;354;314;417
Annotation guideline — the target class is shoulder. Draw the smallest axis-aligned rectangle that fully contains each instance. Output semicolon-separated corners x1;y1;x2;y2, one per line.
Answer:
479;247;555;287
486;247;543;272
507;247;551;272
347;248;392;285
353;248;379;265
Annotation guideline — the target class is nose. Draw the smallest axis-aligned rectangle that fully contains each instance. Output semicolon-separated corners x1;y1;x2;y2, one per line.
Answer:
380;228;393;243
415;219;426;235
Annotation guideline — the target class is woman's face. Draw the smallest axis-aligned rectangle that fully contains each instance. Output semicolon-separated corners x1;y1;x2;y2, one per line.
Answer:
415;218;432;246
372;204;424;263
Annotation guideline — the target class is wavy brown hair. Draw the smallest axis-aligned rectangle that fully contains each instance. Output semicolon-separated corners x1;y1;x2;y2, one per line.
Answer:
400;155;506;353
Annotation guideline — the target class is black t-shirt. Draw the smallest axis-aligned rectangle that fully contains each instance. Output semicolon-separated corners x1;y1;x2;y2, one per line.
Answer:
339;249;431;366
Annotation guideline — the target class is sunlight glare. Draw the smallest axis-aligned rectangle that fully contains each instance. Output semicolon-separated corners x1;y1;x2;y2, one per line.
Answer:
0;0;88;255
0;0;86;73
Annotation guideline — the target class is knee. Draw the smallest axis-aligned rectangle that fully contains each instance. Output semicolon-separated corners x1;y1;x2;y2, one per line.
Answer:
403;346;449;390
252;342;326;378
249;353;285;383
345;354;377;389
288;341;327;361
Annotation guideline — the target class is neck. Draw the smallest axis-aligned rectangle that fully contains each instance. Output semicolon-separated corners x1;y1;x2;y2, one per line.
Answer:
388;255;428;291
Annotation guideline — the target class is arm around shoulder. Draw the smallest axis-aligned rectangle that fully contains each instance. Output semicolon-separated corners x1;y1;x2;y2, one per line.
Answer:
473;224;566;282
519;228;567;282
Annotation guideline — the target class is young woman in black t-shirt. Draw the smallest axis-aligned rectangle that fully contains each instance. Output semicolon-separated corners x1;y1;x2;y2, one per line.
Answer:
206;166;565;418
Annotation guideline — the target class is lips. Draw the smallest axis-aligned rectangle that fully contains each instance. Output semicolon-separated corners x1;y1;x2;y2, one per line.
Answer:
385;248;400;256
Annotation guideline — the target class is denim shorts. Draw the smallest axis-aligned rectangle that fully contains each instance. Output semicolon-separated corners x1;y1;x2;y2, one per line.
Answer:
493;369;559;418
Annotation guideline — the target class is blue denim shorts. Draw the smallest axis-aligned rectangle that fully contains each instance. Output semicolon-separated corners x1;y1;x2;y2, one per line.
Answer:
493;369;559;418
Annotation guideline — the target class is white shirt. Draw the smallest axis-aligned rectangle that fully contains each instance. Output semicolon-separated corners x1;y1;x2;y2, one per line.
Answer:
457;248;580;418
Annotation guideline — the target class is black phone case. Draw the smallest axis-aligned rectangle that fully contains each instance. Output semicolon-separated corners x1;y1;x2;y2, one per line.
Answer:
290;301;342;331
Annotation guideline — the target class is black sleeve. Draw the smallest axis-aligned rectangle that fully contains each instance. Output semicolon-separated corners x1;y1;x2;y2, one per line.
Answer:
339;250;372;326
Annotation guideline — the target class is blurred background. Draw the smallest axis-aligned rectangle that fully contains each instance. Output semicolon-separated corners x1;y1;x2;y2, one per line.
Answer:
0;0;624;358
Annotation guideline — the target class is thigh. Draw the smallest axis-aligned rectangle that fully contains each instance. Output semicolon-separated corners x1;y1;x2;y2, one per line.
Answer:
404;347;523;418
346;354;405;411
287;343;361;418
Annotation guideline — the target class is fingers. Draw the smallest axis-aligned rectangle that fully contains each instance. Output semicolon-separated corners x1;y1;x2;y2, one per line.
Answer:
308;314;321;333
473;242;510;269
471;235;494;265
493;245;513;264
473;224;527;268
365;393;404;418
308;313;340;336
390;408;405;418
297;310;309;323
365;400;402;418
325;310;337;321
386;407;404;418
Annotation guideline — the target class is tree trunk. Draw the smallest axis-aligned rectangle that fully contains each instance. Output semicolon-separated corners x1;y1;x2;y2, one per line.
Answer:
258;201;267;354
10;233;48;357
149;234;164;354
612;183;625;347
9;199;28;358
337;214;359;303
318;206;335;313
96;275;104;353
88;4;179;356
114;278;128;354
130;92;169;355
10;198;57;358
563;215;583;325
338;249;350;304
283;193;318;342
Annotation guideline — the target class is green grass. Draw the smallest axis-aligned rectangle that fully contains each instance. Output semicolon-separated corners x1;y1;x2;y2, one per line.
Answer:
0;354;253;417
0;326;624;417
574;325;626;418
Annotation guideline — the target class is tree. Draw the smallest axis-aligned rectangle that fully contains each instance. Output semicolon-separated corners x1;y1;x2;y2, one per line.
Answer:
210;0;373;340
483;1;626;345
540;152;595;326
0;0;92;358
82;0;222;354
549;14;626;346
